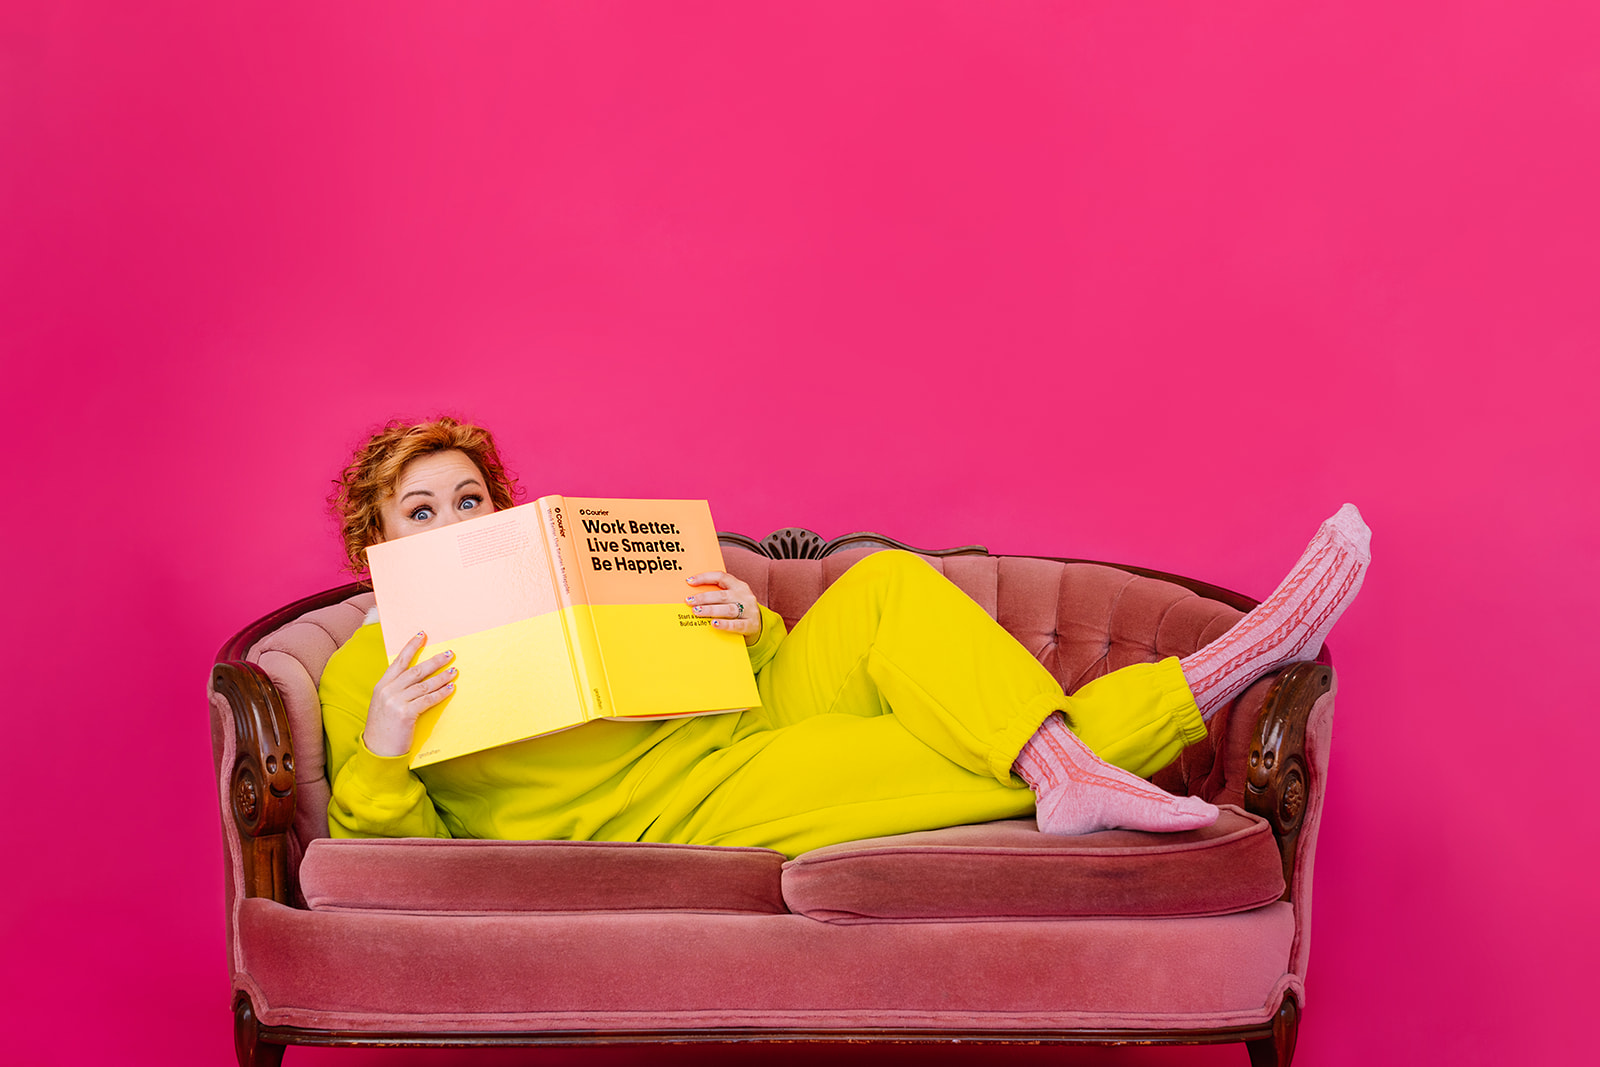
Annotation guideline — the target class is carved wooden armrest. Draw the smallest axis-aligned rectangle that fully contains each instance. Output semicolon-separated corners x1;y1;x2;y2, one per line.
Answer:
1243;662;1334;900
212;660;298;906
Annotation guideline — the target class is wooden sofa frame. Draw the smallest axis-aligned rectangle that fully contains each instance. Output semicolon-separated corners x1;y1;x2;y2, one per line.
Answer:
212;529;1330;1067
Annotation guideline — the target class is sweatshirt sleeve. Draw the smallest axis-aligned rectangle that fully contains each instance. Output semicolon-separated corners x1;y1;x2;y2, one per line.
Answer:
320;625;453;839
745;603;787;676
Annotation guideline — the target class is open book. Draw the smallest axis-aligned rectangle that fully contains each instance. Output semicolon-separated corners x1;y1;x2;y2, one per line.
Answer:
365;496;761;768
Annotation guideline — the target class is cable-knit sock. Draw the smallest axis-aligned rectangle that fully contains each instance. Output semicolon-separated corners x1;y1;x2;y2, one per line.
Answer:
1014;713;1219;835
1182;503;1371;721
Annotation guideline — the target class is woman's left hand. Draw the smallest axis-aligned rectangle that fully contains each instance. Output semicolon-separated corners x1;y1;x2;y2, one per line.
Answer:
685;571;764;645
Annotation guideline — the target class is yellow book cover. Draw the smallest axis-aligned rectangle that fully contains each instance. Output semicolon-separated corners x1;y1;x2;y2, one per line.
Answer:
365;496;758;768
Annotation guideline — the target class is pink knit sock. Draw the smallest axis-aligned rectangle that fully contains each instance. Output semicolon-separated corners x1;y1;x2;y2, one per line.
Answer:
1182;503;1371;720
1014;714;1219;835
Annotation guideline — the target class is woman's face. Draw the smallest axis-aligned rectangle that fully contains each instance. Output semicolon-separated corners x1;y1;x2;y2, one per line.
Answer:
375;449;496;543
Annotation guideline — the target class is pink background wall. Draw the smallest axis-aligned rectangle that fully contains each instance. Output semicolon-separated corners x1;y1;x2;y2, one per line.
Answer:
4;2;1596;1064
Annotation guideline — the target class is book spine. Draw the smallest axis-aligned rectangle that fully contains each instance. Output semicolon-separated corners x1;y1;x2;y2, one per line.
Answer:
538;495;614;719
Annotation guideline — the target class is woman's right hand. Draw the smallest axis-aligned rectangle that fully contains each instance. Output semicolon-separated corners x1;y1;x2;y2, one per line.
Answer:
362;632;456;758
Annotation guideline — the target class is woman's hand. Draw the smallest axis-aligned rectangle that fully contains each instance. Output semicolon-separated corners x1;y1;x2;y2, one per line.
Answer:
362;632;456;758
685;571;764;646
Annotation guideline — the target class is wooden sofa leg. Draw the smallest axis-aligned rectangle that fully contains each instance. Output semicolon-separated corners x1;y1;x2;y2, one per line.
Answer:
234;994;286;1067
1246;993;1299;1067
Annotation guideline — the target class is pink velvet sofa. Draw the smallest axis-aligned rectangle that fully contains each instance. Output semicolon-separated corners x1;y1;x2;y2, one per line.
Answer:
209;529;1336;1067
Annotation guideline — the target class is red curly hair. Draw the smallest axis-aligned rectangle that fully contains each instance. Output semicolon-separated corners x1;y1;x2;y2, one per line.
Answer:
331;417;521;574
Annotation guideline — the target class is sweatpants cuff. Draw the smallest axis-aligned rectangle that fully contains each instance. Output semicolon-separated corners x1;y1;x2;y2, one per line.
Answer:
1061;656;1206;779
1163;657;1209;749
988;690;1066;785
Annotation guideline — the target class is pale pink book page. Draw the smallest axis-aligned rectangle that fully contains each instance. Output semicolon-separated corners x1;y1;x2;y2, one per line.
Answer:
366;503;560;660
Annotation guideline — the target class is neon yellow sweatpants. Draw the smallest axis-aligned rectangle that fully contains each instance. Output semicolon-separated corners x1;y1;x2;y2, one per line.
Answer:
324;549;1208;855
634;550;1207;855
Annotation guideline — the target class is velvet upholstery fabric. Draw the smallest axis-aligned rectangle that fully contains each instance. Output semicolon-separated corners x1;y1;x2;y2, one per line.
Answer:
781;807;1284;923
237;897;1298;1032
302;838;788;915
212;545;1329;1043
244;593;373;898
1290;684;1337;994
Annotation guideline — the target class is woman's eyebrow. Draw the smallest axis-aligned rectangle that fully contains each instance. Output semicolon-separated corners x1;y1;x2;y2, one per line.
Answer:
399;479;480;503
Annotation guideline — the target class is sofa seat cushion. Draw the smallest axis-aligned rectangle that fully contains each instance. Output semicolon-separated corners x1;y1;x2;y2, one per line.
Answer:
300;838;788;915
239;898;1299;1030
781;806;1283;923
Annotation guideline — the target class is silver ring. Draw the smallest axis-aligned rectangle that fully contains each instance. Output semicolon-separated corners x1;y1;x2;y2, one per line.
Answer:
736;602;745;618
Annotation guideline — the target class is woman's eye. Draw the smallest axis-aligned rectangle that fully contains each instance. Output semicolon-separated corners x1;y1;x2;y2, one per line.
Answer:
459;495;483;511
409;506;435;522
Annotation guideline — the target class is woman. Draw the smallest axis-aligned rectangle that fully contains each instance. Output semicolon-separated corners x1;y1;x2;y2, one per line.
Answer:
321;417;1369;857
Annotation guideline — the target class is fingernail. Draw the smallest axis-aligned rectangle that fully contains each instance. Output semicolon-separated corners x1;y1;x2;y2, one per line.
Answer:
447;668;458;676
444;683;455;692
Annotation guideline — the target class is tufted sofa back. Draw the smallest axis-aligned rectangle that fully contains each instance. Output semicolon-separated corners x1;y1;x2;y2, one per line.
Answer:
727;547;1258;806
229;545;1262;895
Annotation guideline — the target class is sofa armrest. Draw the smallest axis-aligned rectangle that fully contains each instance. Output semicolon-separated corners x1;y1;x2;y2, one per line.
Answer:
1244;661;1334;901
212;660;297;906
